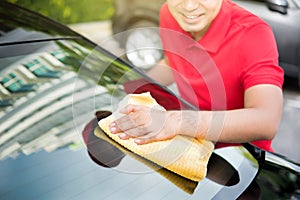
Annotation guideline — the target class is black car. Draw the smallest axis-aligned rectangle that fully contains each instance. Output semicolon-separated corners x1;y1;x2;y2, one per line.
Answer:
112;0;300;85
0;1;300;199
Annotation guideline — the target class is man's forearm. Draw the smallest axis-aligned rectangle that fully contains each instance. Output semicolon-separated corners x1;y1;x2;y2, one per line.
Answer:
177;108;281;143
172;84;283;144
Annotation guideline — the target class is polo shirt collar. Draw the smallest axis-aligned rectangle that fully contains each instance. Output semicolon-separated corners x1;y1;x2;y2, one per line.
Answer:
197;0;232;53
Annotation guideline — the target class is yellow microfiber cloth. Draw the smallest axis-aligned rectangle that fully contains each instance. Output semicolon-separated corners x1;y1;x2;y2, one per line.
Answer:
94;126;199;194
97;92;214;182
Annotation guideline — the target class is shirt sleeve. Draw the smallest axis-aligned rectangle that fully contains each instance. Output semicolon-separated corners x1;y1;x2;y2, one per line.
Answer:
238;23;284;90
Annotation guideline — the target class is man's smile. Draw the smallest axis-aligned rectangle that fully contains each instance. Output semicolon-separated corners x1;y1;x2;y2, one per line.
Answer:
182;13;204;23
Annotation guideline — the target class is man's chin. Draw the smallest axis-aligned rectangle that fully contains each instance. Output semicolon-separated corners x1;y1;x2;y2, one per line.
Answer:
181;23;204;33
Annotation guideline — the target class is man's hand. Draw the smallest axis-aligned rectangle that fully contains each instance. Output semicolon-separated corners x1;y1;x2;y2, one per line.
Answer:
109;105;179;144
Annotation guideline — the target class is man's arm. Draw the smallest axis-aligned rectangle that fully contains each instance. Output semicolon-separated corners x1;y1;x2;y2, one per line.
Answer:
109;84;283;144
179;84;283;143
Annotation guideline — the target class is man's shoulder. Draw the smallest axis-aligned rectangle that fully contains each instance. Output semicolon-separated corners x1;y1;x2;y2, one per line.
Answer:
227;0;269;29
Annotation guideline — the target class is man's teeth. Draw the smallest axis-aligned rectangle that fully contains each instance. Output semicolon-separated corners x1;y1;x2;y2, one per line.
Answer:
186;15;197;19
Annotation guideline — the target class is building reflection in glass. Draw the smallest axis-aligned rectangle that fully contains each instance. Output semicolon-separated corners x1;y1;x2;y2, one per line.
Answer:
0;37;135;161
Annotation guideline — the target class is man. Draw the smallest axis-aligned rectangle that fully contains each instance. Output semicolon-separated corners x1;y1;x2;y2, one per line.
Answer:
109;0;284;151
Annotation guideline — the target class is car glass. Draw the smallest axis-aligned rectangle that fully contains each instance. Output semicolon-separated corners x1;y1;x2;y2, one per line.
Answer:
0;2;78;42
0;34;189;160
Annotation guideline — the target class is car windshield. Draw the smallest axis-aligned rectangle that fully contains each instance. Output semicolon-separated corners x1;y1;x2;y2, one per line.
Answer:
0;35;182;159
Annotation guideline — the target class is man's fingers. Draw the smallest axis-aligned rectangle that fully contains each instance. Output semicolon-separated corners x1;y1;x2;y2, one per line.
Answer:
119;104;143;114
118;133;130;140
110;121;150;139
109;115;140;133
122;126;150;138
110;107;150;134
134;134;159;145
107;104;169;144
109;122;122;134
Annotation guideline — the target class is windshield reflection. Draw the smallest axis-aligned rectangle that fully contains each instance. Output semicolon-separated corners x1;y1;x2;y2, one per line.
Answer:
0;36;136;161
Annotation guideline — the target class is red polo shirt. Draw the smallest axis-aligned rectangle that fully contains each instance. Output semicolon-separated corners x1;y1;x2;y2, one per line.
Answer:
159;0;284;151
